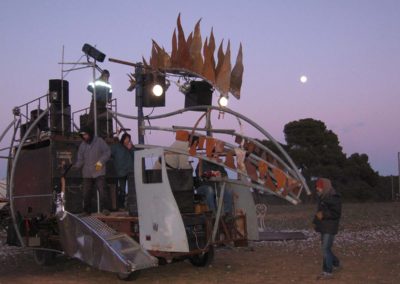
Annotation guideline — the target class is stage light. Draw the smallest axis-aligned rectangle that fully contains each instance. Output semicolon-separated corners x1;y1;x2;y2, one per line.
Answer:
137;73;166;107
152;84;164;97
218;95;229;107
82;43;106;62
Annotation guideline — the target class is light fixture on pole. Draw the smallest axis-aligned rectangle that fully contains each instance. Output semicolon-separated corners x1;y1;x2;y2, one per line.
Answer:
82;43;106;62
136;72;167;108
218;94;229;107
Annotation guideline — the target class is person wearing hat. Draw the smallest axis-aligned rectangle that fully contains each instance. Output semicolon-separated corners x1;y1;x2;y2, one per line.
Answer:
87;69;112;138
313;178;342;280
74;126;111;215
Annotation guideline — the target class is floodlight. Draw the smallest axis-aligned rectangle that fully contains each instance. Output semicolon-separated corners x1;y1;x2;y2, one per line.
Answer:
82;43;106;62
218;95;229;107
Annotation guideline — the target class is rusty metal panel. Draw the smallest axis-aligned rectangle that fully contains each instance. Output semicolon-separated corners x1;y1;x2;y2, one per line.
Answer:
14;141;52;216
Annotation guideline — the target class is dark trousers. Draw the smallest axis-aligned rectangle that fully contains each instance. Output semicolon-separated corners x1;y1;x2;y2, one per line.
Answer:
83;176;107;213
125;172;138;216
117;176;128;209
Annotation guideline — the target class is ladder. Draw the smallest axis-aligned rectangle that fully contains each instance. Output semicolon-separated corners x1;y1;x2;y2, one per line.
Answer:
57;211;158;274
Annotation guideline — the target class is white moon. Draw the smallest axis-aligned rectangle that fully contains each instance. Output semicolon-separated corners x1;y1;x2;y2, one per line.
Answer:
300;75;308;83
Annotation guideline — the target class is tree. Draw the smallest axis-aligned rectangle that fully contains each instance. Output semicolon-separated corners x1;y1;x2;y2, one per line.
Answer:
282;118;381;201
283;118;346;181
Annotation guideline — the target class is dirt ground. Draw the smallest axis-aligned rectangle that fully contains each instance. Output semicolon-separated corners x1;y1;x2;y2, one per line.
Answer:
1;202;399;284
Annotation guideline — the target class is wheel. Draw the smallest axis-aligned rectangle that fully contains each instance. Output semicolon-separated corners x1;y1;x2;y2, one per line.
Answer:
189;246;214;267
33;249;56;266
117;270;140;281
157;257;168;266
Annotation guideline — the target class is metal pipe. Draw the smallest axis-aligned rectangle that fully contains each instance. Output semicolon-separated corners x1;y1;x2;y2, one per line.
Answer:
0;119;17;144
135;63;145;144
211;181;226;242
92;60;98;137
6;119;20;199
61;45;65;135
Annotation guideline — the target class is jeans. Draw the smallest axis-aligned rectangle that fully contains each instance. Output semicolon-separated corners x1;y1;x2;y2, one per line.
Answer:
196;184;233;214
321;233;340;273
83;176;107;213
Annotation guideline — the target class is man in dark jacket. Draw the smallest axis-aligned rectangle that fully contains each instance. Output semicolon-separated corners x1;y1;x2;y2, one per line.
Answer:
74;127;111;215
313;178;342;280
110;132;137;213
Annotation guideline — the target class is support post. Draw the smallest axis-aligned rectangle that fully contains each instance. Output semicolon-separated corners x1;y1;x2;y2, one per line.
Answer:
135;63;145;144
92;60;98;137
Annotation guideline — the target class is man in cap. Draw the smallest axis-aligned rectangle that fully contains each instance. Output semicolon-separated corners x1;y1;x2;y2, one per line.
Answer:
74;126;111;215
313;178;342;280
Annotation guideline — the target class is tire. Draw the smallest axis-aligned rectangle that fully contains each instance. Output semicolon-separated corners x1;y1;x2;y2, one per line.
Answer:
189;246;214;267
33;249;56;266
117;270;140;281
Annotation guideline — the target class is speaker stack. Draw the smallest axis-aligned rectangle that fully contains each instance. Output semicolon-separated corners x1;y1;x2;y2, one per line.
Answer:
49;79;71;134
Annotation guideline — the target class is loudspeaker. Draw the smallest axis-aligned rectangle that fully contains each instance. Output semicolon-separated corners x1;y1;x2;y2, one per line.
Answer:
184;81;213;110
49;79;69;106
19;122;38;140
79;114;89;130
50;105;71;134
30;109;48;131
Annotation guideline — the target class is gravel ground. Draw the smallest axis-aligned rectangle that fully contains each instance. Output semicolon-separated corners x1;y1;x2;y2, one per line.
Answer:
1;202;399;283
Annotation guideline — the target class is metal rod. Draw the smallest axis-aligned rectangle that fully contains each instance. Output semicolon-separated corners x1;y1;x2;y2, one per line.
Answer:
6;119;20;199
0;119;17;145
212;181;226;242
93;60;98;137
135;63;145;144
61;45;65;135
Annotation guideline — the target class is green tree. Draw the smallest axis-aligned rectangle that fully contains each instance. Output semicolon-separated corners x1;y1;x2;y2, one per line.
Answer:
282;118;381;201
283;118;346;180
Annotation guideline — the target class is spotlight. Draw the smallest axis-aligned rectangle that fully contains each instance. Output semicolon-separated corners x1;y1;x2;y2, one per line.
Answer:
82;43;106;62
137;73;166;107
218;95;229;107
152;84;164;97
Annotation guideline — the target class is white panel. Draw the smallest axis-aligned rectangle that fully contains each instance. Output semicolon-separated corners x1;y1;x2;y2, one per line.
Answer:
134;148;189;252
229;183;259;241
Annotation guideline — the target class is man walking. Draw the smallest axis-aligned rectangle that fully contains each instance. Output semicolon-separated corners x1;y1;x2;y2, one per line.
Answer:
313;178;342;280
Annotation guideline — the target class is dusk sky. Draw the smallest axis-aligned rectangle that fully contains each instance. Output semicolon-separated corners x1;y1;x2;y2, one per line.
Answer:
0;0;399;177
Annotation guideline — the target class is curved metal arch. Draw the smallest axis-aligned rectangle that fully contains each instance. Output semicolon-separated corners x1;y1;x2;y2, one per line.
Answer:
110;106;310;194
0;118;17;145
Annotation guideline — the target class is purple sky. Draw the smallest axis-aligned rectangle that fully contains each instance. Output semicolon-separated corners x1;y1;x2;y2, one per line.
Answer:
1;0;399;177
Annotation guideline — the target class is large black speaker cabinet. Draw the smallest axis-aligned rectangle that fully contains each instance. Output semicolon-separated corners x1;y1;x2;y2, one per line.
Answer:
30;109;49;131
184;81;213;111
49;79;69;106
50;105;71;134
